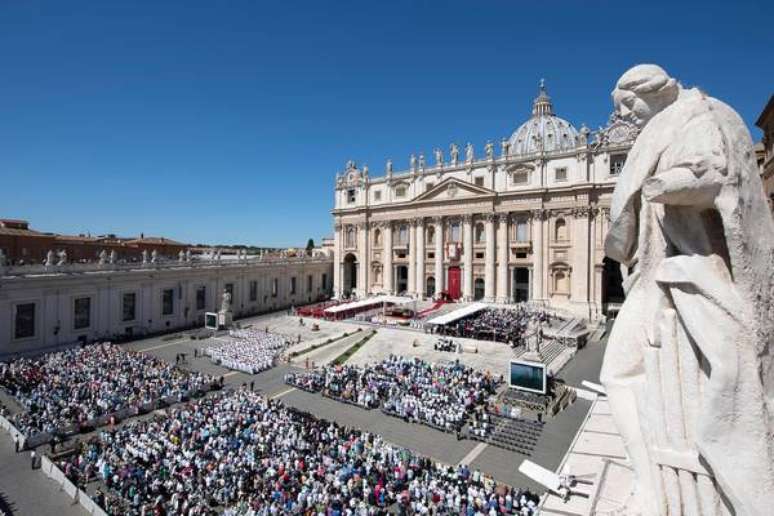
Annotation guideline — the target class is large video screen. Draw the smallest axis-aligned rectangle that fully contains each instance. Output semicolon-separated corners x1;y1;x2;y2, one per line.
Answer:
509;360;546;394
205;313;218;329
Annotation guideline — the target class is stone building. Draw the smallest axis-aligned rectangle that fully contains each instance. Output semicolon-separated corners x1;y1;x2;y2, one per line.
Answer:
756;94;774;213
0;255;333;355
332;83;635;319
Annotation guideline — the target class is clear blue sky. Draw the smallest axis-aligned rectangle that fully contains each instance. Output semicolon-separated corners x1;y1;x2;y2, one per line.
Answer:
1;0;772;247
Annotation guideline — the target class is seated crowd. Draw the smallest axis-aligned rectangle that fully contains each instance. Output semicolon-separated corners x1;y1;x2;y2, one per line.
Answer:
59;389;539;515
206;329;288;374
286;355;500;434
440;307;551;347
0;343;214;438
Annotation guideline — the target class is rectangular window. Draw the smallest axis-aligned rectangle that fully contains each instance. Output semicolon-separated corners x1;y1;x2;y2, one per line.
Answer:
347;189;356;203
516;221;528;242
428;252;435;259
14;303;35;339
162;289;174;316
610;154;626;175
512;170;529;185
373;190;381;202
122;293;137;322
272;278;278;297
395;186;406;198
307;274;313;292
474;177;484;187
450;222;461;242
249;280;258;302
196;286;206;310
322;273;328;289
555;168;568;182
398;225;408;245
475;252;485;259
290;277;297;295
73;297;91;330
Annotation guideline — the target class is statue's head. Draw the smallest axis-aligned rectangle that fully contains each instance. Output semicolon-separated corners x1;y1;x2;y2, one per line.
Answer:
612;64;680;129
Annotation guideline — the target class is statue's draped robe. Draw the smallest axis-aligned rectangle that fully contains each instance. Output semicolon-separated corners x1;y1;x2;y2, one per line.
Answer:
601;88;774;516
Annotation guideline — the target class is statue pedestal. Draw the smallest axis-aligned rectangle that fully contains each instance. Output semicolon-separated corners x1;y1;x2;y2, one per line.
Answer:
218;310;233;329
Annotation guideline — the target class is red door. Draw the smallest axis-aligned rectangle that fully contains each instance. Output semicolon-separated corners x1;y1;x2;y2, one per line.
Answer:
447;266;461;300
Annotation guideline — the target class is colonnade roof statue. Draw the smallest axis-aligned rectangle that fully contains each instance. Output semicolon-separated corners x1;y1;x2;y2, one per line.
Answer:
601;64;774;515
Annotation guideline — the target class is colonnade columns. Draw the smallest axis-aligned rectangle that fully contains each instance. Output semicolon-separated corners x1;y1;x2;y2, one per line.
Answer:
531;210;544;301
484;214;496;302
357;221;368;297
433;217;444;297
415;219;425;298
333;222;342;298
462;215;473;301
383;222;393;294
496;213;509;303
407;220;416;296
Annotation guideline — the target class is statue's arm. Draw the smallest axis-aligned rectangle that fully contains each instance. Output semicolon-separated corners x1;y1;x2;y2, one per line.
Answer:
641;116;726;208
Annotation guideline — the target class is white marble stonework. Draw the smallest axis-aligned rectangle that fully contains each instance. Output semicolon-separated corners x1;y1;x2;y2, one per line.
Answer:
601;64;774;516
332;82;638;320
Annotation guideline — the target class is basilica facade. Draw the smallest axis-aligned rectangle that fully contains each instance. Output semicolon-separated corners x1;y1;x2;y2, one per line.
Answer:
332;84;637;320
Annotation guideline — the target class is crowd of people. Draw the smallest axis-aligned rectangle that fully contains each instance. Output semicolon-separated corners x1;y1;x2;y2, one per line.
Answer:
205;329;289;374
0;343;215;438
434;337;460;353
438;307;552;347
285;355;501;434
58;388;539;515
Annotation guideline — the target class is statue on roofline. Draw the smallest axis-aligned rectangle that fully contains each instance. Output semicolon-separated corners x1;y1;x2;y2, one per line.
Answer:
602;64;774;516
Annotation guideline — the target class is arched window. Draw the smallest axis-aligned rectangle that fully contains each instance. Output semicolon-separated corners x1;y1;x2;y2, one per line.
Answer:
426;226;435;245
474;278;485;300
554;218;567;241
475;223;485;243
554;271;569;293
373;229;381;247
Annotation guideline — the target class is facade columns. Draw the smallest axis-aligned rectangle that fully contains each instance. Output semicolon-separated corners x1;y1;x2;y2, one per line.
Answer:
416;219;425;298
333;222;342;298
383;222;393;294
571;207;591;316
433;217;444;297
531;210;544;301
357;221;368;297
407;220;416;296
484;213;496;301
496;213;509;303
462;215;473;301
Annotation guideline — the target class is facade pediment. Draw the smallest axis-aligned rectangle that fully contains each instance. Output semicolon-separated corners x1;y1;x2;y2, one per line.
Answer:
412;177;495;203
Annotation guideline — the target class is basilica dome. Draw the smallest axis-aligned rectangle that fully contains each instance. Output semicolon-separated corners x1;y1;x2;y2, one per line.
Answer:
508;81;580;156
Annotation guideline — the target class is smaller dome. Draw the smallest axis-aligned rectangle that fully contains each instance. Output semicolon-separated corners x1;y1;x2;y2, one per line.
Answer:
508;80;580;156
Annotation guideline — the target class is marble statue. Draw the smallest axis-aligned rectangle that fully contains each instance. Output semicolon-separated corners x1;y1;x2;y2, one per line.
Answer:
362;164;368;178
500;137;509;157
450;143;459;165
98;250;107;264
0;249;5;267
601;64;774;516
185;249;191;262
410;153;417;171
418;153;425;170
57;250;67;266
221;289;232;312
151;249;158;264
465;142;474;163
109;250;117;264
45;250;55;267
386;159;393;174
434;147;443;167
485;140;494;159
141;250;148;264
178;250;185;262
